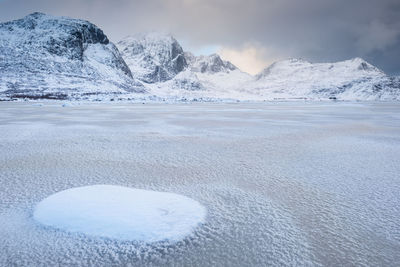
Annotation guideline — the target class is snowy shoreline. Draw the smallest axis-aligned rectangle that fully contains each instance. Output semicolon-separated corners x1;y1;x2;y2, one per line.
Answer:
2;96;399;104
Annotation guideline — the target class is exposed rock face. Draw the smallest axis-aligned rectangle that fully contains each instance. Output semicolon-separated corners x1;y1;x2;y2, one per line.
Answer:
117;33;188;83
0;12;144;100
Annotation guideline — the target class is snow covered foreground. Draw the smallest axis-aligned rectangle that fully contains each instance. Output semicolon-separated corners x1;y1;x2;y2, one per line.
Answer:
1;102;400;266
34;185;206;242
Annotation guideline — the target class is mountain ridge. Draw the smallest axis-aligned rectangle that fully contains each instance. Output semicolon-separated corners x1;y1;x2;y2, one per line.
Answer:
0;12;145;100
0;13;399;101
117;32;187;83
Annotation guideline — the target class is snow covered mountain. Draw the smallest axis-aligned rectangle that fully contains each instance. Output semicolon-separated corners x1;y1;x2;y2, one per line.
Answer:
0;13;398;101
0;12;145;100
116;33;250;97
251;58;400;100
185;52;237;74
123;33;399;101
146;50;253;99
117;33;187;83
149;56;400;101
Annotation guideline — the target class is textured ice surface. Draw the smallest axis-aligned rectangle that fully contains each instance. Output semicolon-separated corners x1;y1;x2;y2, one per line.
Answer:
1;102;400;266
33;185;206;242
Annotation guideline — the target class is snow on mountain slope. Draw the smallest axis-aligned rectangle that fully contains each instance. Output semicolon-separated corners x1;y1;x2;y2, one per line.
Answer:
251;58;400;100
0;12;145;100
117;33;187;83
0;13;398;101
186;52;237;74
151;55;400;101
140;42;399;101
147;52;253;99
115;35;252;99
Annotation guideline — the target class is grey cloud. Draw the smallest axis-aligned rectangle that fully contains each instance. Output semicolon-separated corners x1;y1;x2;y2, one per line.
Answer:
0;0;399;74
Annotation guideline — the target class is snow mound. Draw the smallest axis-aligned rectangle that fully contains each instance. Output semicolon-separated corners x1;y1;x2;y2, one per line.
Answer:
33;185;206;242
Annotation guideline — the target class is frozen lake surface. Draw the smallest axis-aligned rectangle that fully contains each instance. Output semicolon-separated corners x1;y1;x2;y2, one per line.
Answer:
1;102;400;266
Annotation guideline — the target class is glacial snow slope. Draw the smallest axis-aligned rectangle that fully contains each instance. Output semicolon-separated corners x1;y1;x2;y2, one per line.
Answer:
0;12;145;100
117;33;187;83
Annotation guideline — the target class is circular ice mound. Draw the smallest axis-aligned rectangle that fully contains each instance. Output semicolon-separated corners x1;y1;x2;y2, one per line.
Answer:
33;185;206;242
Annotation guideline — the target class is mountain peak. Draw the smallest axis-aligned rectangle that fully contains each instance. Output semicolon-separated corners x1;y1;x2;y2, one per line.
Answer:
285;58;310;64
345;57;381;72
121;32;179;46
188;53;237;74
0;12;142;99
117;32;187;83
2;12;110;46
256;57;385;80
349;57;368;64
25;12;47;19
255;58;310;79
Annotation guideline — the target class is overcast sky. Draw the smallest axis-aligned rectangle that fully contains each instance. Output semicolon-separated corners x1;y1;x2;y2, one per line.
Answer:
0;0;399;75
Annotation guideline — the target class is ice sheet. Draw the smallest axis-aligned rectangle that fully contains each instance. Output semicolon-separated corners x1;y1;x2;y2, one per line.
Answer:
1;102;400;266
